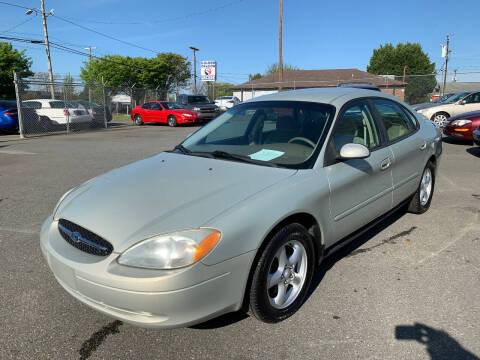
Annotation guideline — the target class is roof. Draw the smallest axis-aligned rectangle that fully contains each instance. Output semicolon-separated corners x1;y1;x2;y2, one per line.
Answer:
442;82;480;93
246;87;408;108
232;69;406;90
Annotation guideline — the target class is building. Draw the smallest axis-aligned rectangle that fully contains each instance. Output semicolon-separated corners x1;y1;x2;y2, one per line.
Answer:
232;69;406;101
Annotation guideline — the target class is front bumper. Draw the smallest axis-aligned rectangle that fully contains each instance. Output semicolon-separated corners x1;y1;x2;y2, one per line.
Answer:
443;126;473;140
40;216;255;328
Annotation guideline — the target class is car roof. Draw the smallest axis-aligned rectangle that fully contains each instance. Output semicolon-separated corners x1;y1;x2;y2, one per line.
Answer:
246;87;406;107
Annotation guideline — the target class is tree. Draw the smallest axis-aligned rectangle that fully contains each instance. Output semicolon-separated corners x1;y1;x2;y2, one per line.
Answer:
367;43;436;104
63;73;75;100
265;63;299;75
248;73;262;81
0;42;33;99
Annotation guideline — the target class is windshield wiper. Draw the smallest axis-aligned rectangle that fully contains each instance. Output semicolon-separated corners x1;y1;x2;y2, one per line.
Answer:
210;150;278;167
174;144;191;154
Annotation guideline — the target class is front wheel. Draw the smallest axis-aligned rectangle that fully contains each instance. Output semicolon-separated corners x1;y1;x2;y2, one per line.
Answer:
408;161;435;214
168;115;177;127
248;223;315;323
431;112;449;127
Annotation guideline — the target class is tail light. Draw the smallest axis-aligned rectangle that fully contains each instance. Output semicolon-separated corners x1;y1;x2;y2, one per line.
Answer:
64;109;70;116
4;111;18;116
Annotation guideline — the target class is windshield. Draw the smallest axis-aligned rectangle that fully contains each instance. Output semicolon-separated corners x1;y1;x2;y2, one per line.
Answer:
188;96;210;104
162;102;183;110
181;101;335;168
444;92;470;104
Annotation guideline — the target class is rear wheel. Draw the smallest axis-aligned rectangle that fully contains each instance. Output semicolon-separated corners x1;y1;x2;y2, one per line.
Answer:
168;115;177;127
408;161;435;214
248;223;315;323
134;114;143;126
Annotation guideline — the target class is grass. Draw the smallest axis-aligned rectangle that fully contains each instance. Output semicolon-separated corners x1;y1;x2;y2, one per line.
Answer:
112;113;132;122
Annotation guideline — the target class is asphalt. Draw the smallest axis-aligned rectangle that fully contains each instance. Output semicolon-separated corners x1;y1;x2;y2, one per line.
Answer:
0;125;479;360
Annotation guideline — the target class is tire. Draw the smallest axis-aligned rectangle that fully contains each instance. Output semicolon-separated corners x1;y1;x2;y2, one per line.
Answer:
249;223;315;323
134;114;143;126
167;115;177;127
431;112;449;127
408;161;435;214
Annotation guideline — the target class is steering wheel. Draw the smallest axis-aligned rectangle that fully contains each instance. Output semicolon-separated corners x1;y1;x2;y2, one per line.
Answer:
288;137;316;148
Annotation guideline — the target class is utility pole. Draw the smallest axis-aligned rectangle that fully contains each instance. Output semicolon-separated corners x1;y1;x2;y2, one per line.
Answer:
189;46;199;94
26;1;55;99
453;69;457;82
84;46;96;103
278;0;283;91
402;65;408;83
441;34;451;96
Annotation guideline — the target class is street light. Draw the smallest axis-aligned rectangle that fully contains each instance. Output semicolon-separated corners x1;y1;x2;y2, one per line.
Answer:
189;46;199;95
26;1;55;99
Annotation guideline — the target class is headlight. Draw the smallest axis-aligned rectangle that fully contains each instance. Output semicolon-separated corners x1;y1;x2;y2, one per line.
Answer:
182;113;194;117
450;119;471;127
193;107;201;111
117;229;221;269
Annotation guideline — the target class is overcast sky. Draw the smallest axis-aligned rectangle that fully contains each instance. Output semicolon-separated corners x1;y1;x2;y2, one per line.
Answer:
1;0;480;84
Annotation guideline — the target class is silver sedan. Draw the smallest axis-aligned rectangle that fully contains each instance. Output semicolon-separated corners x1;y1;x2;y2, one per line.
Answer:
41;88;442;328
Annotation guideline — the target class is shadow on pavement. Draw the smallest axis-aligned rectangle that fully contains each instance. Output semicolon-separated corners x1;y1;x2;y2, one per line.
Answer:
190;311;249;330
395;323;479;360
466;147;480;158
442;136;473;146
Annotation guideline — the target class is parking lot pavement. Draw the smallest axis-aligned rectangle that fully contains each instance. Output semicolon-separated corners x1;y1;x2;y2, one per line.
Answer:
1;127;479;360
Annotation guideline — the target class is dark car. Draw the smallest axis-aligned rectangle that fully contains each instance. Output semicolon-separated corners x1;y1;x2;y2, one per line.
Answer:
176;94;220;122
0;100;19;133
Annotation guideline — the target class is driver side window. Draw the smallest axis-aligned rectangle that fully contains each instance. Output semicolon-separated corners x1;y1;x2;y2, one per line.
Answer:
464;93;480;104
333;101;380;152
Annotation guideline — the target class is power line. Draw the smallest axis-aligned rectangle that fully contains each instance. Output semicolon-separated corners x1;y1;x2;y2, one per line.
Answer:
0;1;31;10
1;16;35;33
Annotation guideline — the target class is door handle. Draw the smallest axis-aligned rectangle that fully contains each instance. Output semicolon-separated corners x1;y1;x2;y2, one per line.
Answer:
420;142;427;150
380;158;391;171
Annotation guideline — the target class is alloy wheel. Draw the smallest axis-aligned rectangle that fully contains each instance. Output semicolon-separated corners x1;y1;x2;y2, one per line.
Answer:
433;114;448;127
267;240;308;309
420;167;433;206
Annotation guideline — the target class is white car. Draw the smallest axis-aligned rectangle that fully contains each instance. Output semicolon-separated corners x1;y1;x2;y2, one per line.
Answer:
23;99;92;125
214;96;240;111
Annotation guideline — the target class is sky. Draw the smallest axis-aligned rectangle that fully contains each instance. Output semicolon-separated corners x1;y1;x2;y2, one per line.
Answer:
1;0;480;85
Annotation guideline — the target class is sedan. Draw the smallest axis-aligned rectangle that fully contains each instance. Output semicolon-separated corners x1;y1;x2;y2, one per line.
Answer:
41;88;442;328
131;101;199;127
0;100;19;133
215;96;240;111
443;110;480;141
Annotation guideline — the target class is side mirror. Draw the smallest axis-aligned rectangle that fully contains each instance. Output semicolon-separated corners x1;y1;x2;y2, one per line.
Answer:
458;100;466;105
339;143;370;160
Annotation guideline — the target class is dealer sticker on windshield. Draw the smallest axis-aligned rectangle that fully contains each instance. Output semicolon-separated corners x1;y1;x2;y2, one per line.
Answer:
249;149;285;161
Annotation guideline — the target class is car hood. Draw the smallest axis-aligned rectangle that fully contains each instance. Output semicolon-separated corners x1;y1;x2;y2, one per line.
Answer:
55;152;296;253
448;110;480;121
189;104;217;109
412;102;440;111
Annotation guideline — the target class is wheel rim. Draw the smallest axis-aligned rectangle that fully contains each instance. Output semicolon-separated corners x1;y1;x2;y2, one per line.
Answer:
434;114;448;127
267;240;308;309
135;115;142;125
168;117;175;126
419;167;433;206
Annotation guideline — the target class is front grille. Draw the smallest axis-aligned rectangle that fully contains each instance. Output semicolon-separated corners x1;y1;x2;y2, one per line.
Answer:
200;109;215;113
58;219;113;256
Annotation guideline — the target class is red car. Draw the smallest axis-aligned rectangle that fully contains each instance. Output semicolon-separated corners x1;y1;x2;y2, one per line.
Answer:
131;101;200;127
443;110;480;141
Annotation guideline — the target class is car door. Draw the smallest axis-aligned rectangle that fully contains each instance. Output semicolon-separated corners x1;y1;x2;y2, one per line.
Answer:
141;102;153;122
149;102;165;123
325;100;393;241
370;98;425;207
457;92;480;115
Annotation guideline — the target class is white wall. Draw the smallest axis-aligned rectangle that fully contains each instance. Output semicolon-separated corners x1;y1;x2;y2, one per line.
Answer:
233;90;279;102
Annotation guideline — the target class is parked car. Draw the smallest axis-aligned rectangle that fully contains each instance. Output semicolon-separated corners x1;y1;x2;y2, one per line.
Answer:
72;100;112;124
41;88;441;328
416;91;480;127
176;94;220;121
23;99;92;125
411;92;458;111
473;125;480;146
131;101;200;127
443;110;480;141
0;100;19;133
215;96;240;111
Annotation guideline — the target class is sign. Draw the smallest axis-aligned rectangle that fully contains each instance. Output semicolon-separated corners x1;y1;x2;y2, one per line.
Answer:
441;45;447;58
201;60;217;82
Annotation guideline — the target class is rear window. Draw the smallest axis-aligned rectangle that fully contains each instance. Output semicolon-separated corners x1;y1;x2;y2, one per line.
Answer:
23;101;42;109
49;101;67;109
